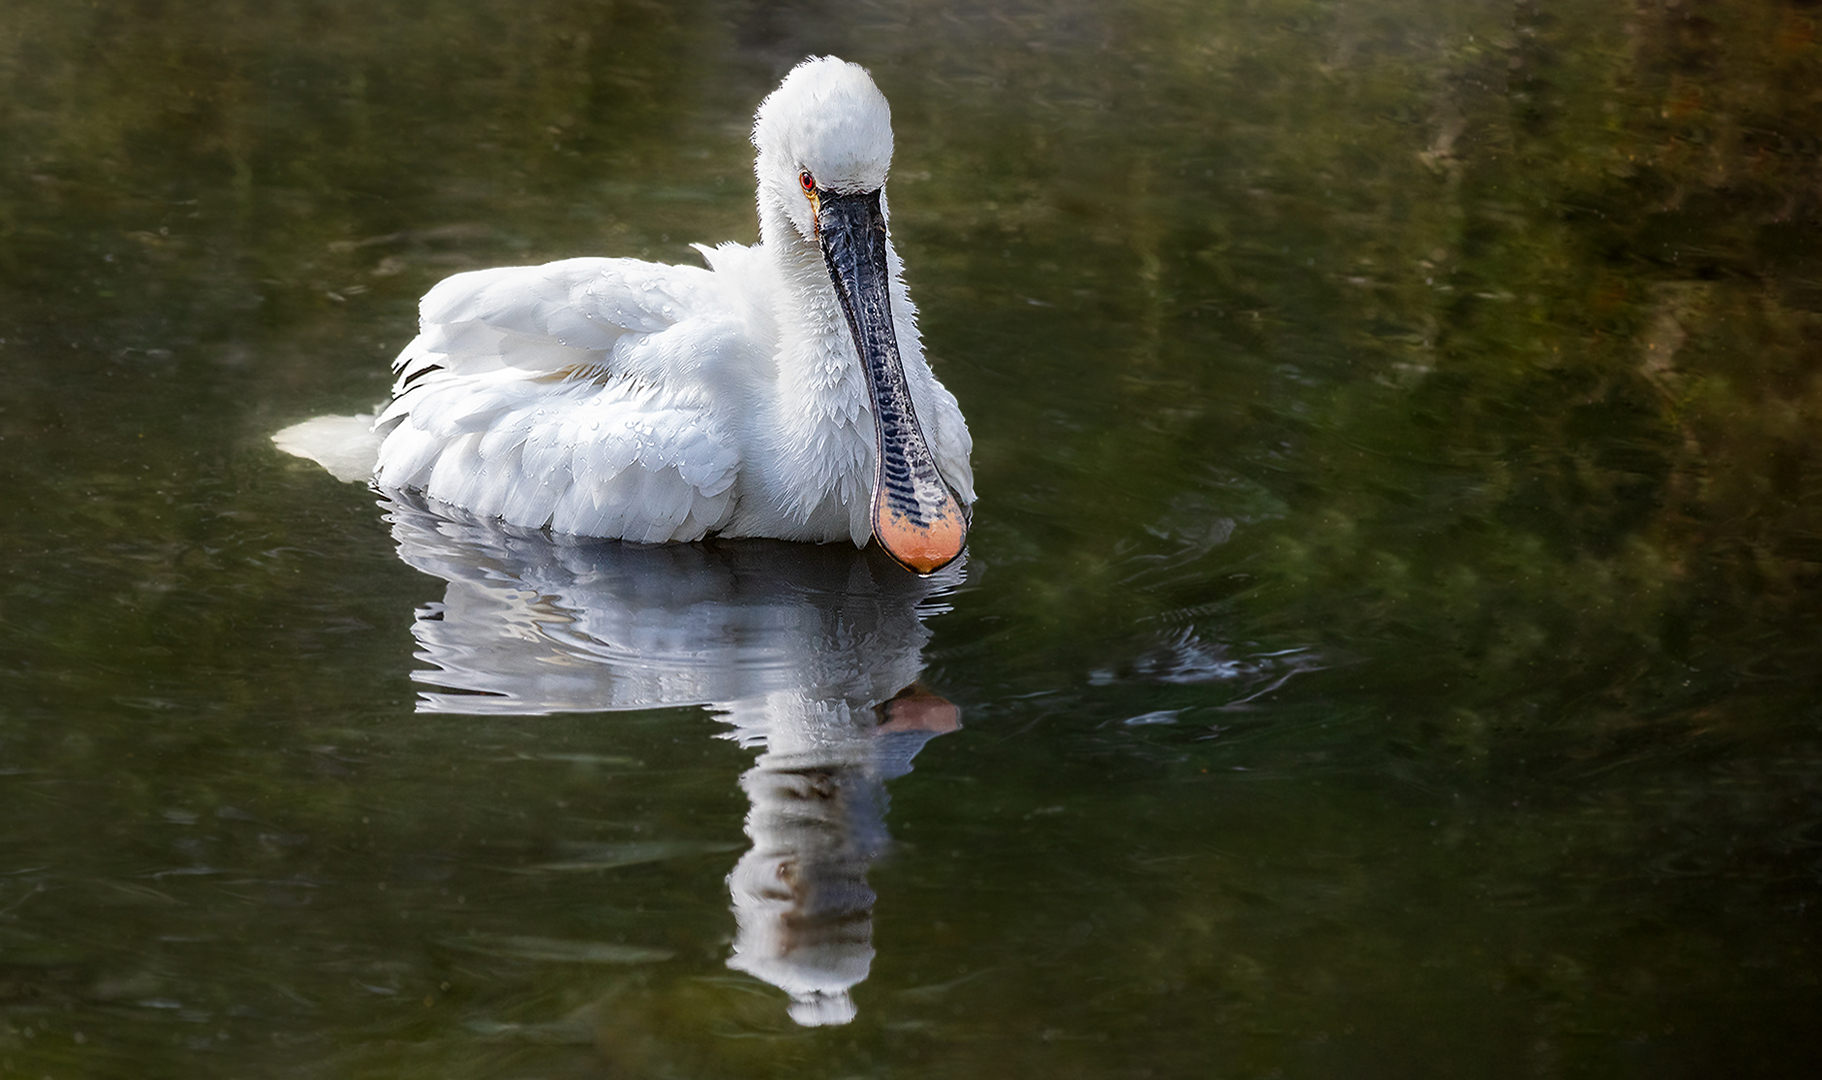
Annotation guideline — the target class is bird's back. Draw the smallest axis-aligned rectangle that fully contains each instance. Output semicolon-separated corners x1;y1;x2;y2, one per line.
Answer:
373;255;758;542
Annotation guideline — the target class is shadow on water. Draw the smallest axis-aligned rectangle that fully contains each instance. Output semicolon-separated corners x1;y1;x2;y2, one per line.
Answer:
383;493;964;1027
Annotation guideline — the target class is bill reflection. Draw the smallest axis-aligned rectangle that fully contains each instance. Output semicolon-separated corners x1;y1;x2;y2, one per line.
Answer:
381;494;964;1026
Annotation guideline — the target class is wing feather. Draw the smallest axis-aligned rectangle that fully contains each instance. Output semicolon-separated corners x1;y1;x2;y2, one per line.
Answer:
374;256;744;542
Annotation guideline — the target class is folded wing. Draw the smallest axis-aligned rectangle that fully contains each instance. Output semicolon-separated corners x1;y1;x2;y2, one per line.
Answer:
374;257;746;542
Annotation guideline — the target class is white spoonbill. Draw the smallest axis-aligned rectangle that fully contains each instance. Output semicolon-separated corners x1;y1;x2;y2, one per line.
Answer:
274;56;973;574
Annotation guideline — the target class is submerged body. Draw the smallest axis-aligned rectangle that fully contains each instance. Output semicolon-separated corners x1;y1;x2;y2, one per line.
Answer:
275;57;973;572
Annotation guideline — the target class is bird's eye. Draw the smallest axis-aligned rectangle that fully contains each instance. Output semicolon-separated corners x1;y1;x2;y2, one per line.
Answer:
799;171;816;194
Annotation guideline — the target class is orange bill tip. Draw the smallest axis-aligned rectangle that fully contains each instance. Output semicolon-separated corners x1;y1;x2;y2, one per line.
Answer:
873;494;967;575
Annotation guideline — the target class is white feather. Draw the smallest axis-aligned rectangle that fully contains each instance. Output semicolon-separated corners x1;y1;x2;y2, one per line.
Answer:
274;56;974;552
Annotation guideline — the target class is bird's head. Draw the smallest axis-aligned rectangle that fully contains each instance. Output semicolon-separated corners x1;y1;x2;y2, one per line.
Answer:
752;56;895;244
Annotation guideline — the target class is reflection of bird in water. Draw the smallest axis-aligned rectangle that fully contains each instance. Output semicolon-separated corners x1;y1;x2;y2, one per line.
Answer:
725;684;958;1026
275;56;973;574
382;493;963;1025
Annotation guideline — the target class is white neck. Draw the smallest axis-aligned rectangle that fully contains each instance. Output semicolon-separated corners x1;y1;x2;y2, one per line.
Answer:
747;194;881;543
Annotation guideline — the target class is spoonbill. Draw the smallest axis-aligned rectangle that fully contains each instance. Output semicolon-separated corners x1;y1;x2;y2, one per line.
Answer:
274;56;974;574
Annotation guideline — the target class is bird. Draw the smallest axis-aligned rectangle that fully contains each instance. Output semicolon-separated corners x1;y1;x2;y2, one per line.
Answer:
273;56;974;574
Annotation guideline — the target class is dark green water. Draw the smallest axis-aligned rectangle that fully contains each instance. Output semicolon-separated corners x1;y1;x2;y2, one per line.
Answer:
4;1;1821;1076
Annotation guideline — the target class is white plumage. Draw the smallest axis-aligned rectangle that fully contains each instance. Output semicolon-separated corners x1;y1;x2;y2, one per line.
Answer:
275;57;974;572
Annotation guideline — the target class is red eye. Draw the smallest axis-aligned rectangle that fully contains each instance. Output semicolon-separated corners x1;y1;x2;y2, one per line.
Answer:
799;170;816;194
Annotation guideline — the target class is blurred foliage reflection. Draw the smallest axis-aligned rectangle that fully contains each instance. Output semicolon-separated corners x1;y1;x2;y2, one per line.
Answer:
1;0;1820;1077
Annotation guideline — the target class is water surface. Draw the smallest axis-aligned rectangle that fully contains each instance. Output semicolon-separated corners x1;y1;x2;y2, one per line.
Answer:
3;1;1820;1076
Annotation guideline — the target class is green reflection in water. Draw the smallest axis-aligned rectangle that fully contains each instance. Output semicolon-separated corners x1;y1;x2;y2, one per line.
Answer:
2;0;1820;1077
